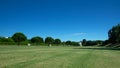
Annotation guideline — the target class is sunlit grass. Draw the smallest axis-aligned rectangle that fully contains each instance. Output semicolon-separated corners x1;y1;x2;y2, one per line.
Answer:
0;46;120;68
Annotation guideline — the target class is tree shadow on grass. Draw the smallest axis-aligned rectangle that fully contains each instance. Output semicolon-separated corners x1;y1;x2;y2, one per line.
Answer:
74;47;120;51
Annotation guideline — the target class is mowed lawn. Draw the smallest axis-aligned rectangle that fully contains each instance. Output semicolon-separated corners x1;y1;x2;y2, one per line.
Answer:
0;46;120;68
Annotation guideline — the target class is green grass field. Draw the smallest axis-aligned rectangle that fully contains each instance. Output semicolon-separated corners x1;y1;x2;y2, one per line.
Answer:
0;46;120;68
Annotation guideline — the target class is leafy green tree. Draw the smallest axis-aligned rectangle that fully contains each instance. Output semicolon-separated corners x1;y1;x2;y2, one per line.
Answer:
82;39;86;46
54;39;61;45
0;37;15;45
102;40;109;46
45;37;54;46
71;41;79;46
0;37;14;42
65;40;71;46
95;40;103;45
86;41;97;46
108;24;120;44
12;32;27;45
31;36;43;45
65;41;79;46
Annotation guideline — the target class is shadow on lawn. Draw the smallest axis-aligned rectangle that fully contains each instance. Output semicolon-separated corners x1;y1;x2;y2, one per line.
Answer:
74;47;120;51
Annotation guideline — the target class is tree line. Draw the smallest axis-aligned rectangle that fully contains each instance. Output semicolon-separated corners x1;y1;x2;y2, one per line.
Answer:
0;24;120;47
82;24;120;47
0;32;104;46
0;32;80;46
82;39;103;46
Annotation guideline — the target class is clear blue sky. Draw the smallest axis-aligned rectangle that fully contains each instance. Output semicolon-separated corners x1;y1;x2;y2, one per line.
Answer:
0;0;120;41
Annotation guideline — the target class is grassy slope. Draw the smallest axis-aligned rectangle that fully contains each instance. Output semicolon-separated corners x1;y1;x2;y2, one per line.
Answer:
0;46;120;68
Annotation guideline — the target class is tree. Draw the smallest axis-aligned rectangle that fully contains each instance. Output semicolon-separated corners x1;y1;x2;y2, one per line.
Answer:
102;40;109;46
71;41;79;46
0;37;14;42
31;36;43;45
86;41;97;46
45;37;54;46
82;39;86;46
95;40;103;45
65;40;71;46
0;37;15;45
12;32;27;45
54;39;61;45
108;24;120;44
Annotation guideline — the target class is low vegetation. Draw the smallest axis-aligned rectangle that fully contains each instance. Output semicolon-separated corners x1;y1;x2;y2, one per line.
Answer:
0;46;120;68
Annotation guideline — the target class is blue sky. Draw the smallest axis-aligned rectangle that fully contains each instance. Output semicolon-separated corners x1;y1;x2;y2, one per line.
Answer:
0;0;120;41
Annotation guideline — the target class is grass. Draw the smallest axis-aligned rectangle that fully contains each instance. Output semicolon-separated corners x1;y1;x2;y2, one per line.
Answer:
0;45;120;68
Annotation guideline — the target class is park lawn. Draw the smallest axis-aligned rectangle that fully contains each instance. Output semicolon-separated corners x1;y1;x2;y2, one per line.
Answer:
0;46;120;68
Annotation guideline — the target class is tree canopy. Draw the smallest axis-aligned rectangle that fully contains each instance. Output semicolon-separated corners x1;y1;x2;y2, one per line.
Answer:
108;24;120;44
65;40;71;45
31;36;44;44
54;39;61;45
12;32;27;45
82;39;87;46
45;37;54;44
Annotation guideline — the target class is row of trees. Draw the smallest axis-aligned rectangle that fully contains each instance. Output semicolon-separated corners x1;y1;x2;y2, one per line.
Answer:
82;39;103;46
1;24;119;46
0;33;61;46
82;24;120;47
0;32;80;46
